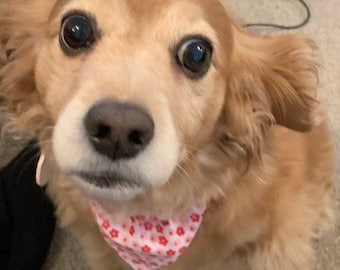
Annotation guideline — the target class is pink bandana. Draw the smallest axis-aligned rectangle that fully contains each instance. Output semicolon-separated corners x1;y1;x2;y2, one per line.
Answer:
90;201;205;270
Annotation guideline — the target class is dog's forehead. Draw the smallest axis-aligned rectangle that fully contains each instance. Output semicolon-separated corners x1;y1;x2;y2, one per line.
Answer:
50;0;229;38
51;0;220;17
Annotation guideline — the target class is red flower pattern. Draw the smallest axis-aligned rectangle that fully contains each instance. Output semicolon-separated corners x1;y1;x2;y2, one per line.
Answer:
179;247;187;253
102;220;110;229
161;220;170;226
91;201;205;270
166;249;176;256
110;229;119;238
176;227;185;236
129;226;135;236
156;224;163;233
141;245;151;253
159;236;168;246
190;213;201;222
144;222;153;231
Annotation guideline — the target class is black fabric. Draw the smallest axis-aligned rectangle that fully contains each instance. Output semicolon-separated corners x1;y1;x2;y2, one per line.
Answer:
0;142;55;270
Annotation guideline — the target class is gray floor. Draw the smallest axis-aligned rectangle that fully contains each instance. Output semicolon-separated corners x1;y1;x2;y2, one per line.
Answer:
0;0;339;269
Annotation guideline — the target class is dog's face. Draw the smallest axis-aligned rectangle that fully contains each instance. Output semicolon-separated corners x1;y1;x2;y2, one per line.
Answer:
0;0;318;203
37;0;232;201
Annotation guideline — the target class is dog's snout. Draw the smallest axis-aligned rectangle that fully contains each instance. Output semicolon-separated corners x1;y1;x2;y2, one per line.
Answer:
84;100;154;160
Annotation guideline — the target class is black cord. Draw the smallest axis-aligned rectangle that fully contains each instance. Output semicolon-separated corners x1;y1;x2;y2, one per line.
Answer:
244;0;311;30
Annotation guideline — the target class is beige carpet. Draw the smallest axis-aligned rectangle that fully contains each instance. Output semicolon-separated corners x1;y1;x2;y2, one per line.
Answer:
0;0;339;269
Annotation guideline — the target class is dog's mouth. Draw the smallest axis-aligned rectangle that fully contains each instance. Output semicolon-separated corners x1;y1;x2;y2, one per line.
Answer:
73;171;142;189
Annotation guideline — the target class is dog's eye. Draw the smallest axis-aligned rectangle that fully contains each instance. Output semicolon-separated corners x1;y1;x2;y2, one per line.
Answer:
176;37;212;79
60;13;95;54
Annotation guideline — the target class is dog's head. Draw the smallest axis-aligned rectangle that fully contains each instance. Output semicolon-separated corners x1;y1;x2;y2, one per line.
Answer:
0;0;319;204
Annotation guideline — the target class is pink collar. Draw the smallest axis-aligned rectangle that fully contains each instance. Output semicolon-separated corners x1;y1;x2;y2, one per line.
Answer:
90;201;206;270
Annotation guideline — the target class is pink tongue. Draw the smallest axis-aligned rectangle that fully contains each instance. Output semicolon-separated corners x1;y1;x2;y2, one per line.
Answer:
90;201;205;270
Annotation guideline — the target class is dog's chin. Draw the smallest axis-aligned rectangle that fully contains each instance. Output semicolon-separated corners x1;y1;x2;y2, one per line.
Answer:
71;175;145;202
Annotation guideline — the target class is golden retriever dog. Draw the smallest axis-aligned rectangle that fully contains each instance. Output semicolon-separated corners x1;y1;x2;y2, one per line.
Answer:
0;0;335;269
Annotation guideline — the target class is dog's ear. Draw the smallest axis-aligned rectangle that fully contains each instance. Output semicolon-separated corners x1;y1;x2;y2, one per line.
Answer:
0;0;54;135
219;27;320;160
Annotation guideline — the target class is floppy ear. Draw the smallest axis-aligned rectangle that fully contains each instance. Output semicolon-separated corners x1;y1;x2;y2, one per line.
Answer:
0;0;54;136
219;27;320;159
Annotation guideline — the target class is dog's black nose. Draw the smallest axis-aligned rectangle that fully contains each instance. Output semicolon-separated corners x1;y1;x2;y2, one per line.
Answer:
84;100;154;160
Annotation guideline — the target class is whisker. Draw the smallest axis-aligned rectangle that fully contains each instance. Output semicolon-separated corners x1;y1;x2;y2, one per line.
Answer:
175;164;199;194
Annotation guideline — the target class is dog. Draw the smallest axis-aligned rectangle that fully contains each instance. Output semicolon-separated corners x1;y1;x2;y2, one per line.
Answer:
0;0;334;269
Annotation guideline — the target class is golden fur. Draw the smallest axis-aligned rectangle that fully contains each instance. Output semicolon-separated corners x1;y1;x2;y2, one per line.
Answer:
0;0;334;269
